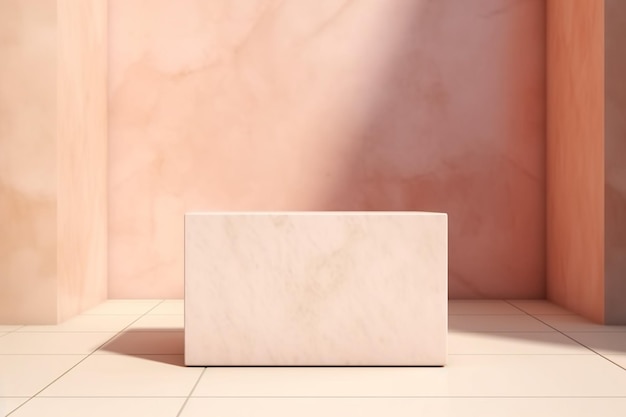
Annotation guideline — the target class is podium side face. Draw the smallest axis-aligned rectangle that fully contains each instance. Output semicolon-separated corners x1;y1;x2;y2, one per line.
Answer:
184;212;447;366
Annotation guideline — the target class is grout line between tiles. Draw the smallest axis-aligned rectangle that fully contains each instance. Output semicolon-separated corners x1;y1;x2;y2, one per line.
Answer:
113;329;183;332
12;395;626;399
82;301;166;315
448;313;526;316
6;300;168;416
0;353;183;356
0;326;25;335
447;353;596;356
7;395;626;399
0;353;110;356
2;353;598;357
12;330;162;334
9;330;132;333
447;330;557;333
25;395;189;399
173;395;626;399
504;300;576;316
449;313;577;316
177;367;207;416
504;300;626;372
562;330;626;334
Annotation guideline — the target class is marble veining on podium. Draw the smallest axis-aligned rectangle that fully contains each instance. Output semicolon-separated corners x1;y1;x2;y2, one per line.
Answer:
184;212;447;366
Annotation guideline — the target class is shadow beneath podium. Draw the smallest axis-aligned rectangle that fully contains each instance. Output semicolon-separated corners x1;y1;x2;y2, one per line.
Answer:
98;328;185;367
97;329;446;367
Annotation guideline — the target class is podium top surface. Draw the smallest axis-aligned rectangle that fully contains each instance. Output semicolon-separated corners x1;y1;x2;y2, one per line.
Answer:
185;211;447;216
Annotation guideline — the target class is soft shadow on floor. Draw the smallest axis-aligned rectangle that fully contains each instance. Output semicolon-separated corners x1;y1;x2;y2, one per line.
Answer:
448;301;626;355
96;302;626;367
98;328;185;366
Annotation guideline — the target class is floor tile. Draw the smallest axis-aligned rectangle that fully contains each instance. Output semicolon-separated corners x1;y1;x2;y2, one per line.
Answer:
535;315;626;332
180;397;626;417
192;355;626;397
0;355;84;397
565;332;626;355
3;298;626;411
0;332;116;355
449;315;553;332
96;331;184;355
507;300;574;315
39;354;202;397
149;300;184;315
448;300;522;315
17;315;139;333
9;397;186;417
82;300;162;315
448;332;592;355
0;398;28;417
128;315;184;331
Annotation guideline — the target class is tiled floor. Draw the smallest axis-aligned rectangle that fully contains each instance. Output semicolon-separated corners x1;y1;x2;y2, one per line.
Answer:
1;299;626;416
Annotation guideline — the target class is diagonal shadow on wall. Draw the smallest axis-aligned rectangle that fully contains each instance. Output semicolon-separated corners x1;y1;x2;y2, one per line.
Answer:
299;0;546;300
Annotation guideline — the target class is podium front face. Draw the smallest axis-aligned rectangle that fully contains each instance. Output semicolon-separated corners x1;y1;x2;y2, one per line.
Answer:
184;212;448;366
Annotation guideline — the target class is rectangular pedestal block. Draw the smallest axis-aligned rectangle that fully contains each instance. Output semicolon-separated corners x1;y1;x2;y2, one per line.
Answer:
184;212;447;366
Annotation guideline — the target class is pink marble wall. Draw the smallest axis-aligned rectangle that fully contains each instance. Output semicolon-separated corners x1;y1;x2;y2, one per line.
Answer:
546;0;605;323
0;0;58;323
605;0;626;323
109;0;546;299
0;0;108;324
57;0;108;322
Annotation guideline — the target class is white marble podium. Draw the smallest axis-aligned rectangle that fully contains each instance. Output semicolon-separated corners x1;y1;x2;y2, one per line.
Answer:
184;212;447;366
